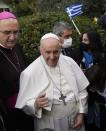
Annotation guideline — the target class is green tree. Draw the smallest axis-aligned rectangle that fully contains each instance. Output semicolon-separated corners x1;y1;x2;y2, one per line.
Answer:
2;0;36;16
35;0;82;12
2;0;106;18
83;0;105;17
3;0;15;6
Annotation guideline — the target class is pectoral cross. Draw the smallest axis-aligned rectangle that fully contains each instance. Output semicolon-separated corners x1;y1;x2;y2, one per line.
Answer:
59;93;66;105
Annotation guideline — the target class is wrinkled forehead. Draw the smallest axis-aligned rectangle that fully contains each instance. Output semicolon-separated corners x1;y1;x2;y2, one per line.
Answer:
0;18;18;30
0;18;18;23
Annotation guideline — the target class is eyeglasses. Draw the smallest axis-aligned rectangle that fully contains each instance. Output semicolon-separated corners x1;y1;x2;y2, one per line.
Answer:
0;30;19;36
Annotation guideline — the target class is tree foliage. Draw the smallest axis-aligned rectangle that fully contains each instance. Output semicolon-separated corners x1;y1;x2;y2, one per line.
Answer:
83;0;105;18
35;0;82;12
2;0;106;18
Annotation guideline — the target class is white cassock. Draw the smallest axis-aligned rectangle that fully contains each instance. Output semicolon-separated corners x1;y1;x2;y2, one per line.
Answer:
15;54;89;131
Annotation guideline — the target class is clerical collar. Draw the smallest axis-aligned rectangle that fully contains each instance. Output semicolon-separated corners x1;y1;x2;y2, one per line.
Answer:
0;43;12;50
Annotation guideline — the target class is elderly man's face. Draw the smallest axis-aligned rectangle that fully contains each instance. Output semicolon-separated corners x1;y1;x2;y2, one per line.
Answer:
40;38;61;67
0;18;19;49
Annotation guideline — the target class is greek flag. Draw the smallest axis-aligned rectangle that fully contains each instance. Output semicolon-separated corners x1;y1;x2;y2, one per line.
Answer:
65;3;83;19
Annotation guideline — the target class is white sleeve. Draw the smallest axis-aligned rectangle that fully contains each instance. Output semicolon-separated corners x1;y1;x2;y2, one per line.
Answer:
15;72;43;118
68;58;89;113
78;89;88;114
15;65;51;118
23;98;42;118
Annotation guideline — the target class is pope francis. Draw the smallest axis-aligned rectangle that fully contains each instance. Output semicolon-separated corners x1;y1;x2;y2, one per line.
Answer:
15;33;89;131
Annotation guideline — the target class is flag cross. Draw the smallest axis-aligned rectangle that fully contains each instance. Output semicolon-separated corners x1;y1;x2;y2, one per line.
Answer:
66;8;73;17
65;3;83;20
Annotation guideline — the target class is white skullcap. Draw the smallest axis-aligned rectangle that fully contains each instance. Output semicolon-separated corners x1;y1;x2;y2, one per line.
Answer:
41;33;60;41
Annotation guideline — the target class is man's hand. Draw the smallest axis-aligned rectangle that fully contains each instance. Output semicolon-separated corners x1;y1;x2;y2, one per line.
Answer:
71;113;84;130
34;93;49;110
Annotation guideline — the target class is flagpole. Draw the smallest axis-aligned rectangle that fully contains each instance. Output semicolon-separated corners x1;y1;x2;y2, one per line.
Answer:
72;19;81;35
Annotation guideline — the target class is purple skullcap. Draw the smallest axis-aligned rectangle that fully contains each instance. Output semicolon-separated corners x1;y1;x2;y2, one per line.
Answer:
0;11;16;20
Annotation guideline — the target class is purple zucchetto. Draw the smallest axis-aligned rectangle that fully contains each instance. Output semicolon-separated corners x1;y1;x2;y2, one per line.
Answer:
0;11;16;20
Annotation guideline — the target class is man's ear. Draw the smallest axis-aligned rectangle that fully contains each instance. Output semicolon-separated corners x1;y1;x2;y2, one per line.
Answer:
59;36;64;44
38;46;40;51
39;46;42;55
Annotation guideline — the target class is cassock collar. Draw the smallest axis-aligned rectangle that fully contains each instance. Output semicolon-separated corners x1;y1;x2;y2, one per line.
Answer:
0;43;13;50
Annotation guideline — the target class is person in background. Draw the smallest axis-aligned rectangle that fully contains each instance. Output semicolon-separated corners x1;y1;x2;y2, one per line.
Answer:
97;13;106;131
15;33;89;131
0;11;34;131
52;21;76;59
98;13;106;73
73;29;106;131
94;13;106;73
98;12;106;31
74;29;103;68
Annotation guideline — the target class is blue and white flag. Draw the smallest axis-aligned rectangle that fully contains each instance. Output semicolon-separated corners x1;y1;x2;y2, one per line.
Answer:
65;3;83;20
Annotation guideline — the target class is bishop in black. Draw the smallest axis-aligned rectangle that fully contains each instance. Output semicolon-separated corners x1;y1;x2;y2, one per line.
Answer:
0;11;34;131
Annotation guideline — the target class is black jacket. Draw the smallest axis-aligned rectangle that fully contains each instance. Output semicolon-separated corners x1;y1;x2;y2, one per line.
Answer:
61;47;76;59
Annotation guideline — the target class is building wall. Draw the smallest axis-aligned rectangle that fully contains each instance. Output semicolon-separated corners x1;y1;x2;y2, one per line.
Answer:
0;1;10;12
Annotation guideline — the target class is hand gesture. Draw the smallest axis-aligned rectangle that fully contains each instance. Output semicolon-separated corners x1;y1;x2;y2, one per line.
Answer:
35;93;49;110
